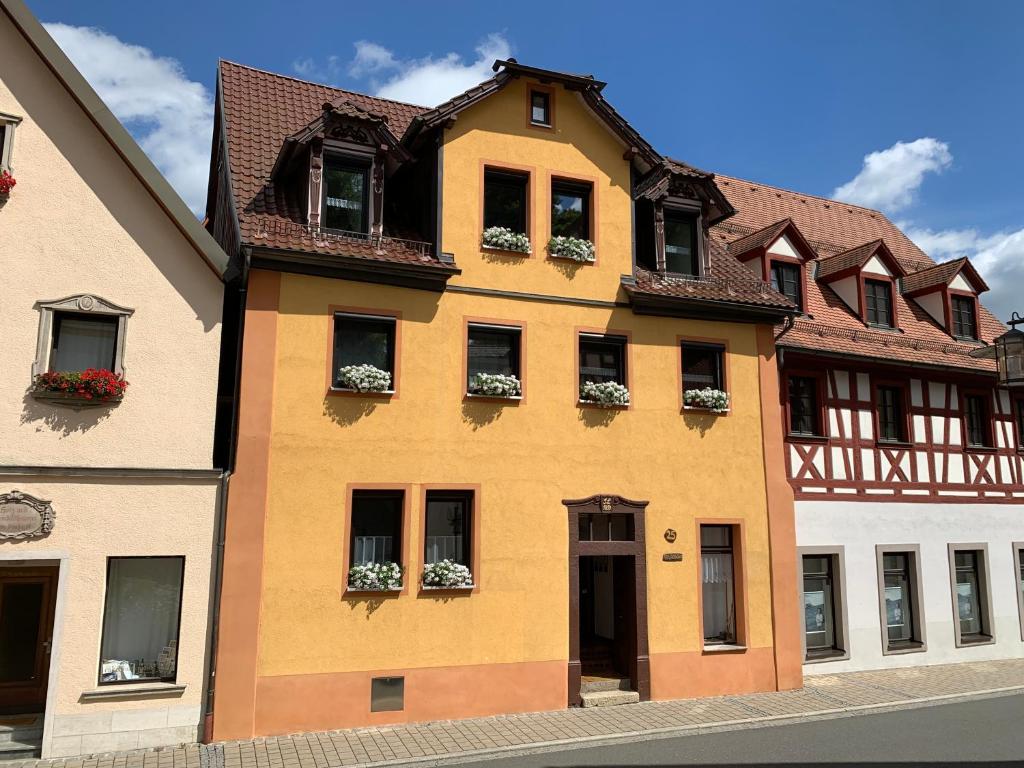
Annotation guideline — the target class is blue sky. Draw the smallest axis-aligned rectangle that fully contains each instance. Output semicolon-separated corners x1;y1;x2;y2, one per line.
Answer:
28;0;1024;320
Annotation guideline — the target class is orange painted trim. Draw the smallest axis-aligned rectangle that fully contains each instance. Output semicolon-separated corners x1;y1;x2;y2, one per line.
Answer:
574;326;634;410
693;517;750;650
479;159;537;259
525;83;556;132
253;659;567;735
417;483;483;595
545;170;599;267
342;484;414;597
755;324;802;691
461;316;527;404
324;305;402;400
648;647;777;700
211;268;280;741
677;334;732;416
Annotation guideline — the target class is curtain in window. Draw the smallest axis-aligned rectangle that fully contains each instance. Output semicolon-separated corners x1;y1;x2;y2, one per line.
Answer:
52;316;116;372
701;552;735;643
100;558;183;682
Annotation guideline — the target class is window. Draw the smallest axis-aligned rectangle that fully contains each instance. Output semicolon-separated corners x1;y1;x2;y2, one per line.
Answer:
1016;399;1024;451
963;393;992;448
332;313;396;390
802;555;840;658
950;548;991;645
865;279;894;328
424;491;472;570
770;261;802;309
551;180;591;240
578;334;626;386
879;550;923;651
323;157;370;234
484;169;528;235
99;557;184;684
682;343;724;391
876;385;907;443
701;525;736;645
350;491;403;568
663;210;699;275
788;375;821;436
49;312;118;372
951;296;977;340
529;89;551;127
0;113;20;172
578;513;634;542
467;324;521;391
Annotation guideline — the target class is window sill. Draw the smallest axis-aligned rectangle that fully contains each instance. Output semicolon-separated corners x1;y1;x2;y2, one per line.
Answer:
465;393;522;404
804;649;849;664
481;245;531;258
963;445;997;454
702;643;746;654
344;587;402;597
420;584;475;594
683;405;729;415
81;683;185;701
328;387;395;399
31;391;123;408
578;400;629;410
786;433;829;444
883;640;926;656
956;634;995;648
547;254;596;266
876;440;913;449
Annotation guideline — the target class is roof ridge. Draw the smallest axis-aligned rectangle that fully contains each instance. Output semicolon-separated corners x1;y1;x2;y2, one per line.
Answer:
218;59;431;110
715;172;895;221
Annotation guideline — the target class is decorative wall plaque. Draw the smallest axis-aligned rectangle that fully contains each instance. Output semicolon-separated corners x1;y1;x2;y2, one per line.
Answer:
0;491;55;540
662;552;683;562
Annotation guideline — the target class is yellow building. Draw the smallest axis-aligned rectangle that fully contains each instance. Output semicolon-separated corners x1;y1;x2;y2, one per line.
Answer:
206;58;802;739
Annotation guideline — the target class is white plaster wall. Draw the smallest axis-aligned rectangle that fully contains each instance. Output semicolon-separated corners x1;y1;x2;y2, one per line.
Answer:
0;478;217;757
862;255;893;277
915;291;946;327
831;276;859;315
767;235;799;258
797;500;1024;675
950;274;973;292
0;17;223;469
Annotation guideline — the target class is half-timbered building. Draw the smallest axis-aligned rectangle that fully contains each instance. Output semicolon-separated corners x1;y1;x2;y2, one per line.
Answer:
715;178;1024;673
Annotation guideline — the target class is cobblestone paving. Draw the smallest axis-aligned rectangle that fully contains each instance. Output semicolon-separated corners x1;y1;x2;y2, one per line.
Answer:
12;659;1024;768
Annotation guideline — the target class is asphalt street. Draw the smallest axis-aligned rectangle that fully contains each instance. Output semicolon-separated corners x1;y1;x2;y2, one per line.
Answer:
450;694;1024;767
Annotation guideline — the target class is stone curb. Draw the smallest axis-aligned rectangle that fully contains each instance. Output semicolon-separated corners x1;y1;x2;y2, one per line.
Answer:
354;685;1024;768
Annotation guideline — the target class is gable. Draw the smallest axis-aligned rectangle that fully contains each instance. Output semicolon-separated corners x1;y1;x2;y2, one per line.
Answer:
949;272;974;292
863;254;893;277
767;234;800;258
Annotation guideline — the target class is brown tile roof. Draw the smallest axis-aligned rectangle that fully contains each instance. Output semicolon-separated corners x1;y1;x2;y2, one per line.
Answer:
727;219;793;257
218;61;448;269
664;157;715;180
711;174;1003;373
901;257;990;295
815;239;903;279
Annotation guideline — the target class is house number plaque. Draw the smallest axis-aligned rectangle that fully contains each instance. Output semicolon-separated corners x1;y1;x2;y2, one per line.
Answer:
662;552;683;562
0;491;55;540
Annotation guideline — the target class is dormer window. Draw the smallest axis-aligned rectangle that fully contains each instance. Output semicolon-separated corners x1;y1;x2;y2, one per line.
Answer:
770;261;802;309
323;156;370;234
664;209;699;275
864;279;894;329
529;88;552;128
952;295;978;340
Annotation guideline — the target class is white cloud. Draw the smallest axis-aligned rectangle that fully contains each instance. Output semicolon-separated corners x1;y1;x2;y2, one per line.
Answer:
295;33;512;107
832;138;952;212
904;223;1024;323
43;22;212;216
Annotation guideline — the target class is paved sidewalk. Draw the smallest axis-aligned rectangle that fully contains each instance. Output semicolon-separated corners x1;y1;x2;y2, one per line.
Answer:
14;659;1024;768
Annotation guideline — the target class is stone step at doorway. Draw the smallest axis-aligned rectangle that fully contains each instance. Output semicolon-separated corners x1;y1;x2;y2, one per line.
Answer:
0;714;42;761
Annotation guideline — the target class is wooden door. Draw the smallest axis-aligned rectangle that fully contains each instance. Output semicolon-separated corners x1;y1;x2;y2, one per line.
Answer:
0;567;58;712
612;555;637;687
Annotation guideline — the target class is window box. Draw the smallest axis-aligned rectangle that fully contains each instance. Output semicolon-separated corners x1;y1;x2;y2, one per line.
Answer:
683;388;730;414
347;561;404;592
336;364;392;393
580;381;630;407
422;559;474;589
32;369;127;407
481;226;531;254
468;372;521;398
547;236;595;263
0;170;15;197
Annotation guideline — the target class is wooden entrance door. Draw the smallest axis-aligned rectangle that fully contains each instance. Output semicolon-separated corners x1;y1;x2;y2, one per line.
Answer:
0;567;58;712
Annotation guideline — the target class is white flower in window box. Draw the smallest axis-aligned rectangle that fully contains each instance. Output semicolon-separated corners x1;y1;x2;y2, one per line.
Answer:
337;364;391;393
481;226;531;254
580;380;630;407
422;559;474;588
547;236;595;263
348;561;403;591
683;387;730;413
468;372;521;398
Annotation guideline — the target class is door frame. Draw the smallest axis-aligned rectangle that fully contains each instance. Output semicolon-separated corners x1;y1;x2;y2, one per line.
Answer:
0;565;58;712
564;494;649;706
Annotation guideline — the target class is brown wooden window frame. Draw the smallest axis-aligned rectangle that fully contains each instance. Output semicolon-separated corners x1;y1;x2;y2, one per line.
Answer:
550;178;592;241
422;490;475;578
1015;398;1024;453
483;167;530;236
950;294;979;341
330;311;398;393
874;381;911;445
961;390;994;450
770;260;803;311
681;342;725;393
527;85;554;130
864;278;895;329
785;372;826;439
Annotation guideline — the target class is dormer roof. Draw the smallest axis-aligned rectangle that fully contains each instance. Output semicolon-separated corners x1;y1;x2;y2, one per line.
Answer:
816;239;905;281
901;257;989;296
728;218;816;261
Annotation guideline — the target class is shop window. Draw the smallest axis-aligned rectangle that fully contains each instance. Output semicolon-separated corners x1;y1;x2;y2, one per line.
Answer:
949;547;993;646
878;548;925;653
801;552;847;661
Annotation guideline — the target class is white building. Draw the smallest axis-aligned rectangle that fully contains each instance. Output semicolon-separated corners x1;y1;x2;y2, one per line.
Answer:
0;1;228;757
715;176;1024;673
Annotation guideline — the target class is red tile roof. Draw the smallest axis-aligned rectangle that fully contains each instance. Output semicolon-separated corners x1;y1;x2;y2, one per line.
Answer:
712;175;1002;372
727;219;793;257
815;239;903;279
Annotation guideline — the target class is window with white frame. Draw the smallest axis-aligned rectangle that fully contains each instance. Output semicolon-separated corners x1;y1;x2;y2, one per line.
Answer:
0;112;21;173
32;294;133;378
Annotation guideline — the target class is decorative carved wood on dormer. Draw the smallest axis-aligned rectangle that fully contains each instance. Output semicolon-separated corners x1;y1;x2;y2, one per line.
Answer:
308;137;324;228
